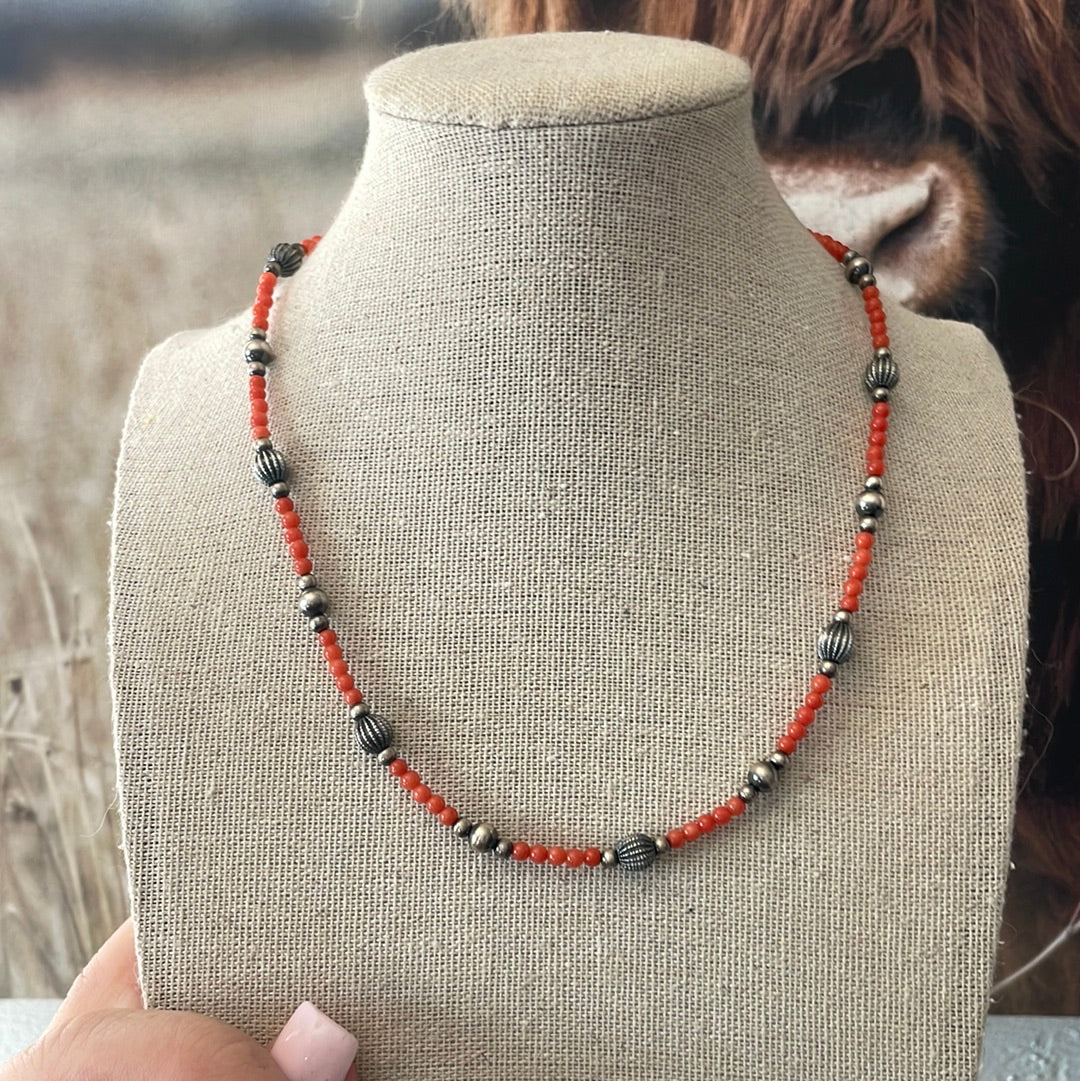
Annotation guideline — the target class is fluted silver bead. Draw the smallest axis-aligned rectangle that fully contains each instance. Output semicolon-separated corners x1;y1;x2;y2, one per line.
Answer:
353;711;393;755
866;351;899;392
375;747;398;767
766;750;789;771
615;833;660;871
857;489;884;518
468;821;498;852
495;839;514;859
818;660;839;677
737;783;758;803
298;589;329;618
245;339;274;365
747;760;778;792
297;574;318;592
270;242;304;277
846;256;872;282
600;846;618;867
817;618;854;664
254;447;288;486
269;481;289;499
308;615;329;633
452;818;473;840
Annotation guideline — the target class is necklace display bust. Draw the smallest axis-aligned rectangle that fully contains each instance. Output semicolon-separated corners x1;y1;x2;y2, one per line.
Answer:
109;30;1028;1081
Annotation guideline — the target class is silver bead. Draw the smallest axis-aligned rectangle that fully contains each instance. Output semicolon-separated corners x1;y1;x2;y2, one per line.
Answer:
654;834;670;854
249;328;267;341
495;839;514;859
817;618;854;663
349;702;371;719
254;446;288;486
737;783;758;803
353;711;393;755
841;249;859;265
253;437;273;452
818;660;838;677
846;256;872;282
864;475;883;491
309;615;329;633
269;242;305;277
247;361;267;377
468;821;498;851
766;750;789;771
269;481;289;499
375;747;398;767
872;386;891;401
857;489;884;518
452;818;473;840
600;846;618;867
747;760;778;792
858;517;878;533
245;339;274;365
263;259;282;277
865;351;899;392
298;589;328;617
857;273;876;288
833;610;852;623
297;574;318;592
615;833;659;871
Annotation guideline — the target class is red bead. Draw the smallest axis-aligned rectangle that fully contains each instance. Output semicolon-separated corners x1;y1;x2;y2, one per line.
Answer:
427;794;446;815
872;402;890;417
289;540;309;559
795;706;816;725
804;691;824;709
249;384;266;400
275;497;294;514
726;796;746;816
810;674;832;694
787;721;807;740
259;271;277;290
864;298;883;314
583;847;602;866
439;807;459;827
872;333;890;349
511;842;530;861
329;659;348;676
323;644;343;662
869;316;887;332
565;848;585;867
665;828;685;849
777;735;797;754
871;416;888;431
850;562;868;580
283;527;303;544
547;846;567;866
252;303;270;322
252;426;271;440
862;285;880;300
844;578;863;596
281;511;300;528
388;758;408;777
869;431;887;447
412;784;431;803
697;814;716;833
301;235;321;254
335;674;354;692
399;770;419;790
839;595;859;612
855;532;875;548
866;458;886;476
293;558;313;575
711;805;732;826
529;845;549;864
252;316;268;332
250;398;268;414
682;821;701;842
853;548;872;565
343;689;363;706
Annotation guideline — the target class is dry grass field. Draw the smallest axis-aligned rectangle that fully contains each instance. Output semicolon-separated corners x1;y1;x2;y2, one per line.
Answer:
0;45;386;996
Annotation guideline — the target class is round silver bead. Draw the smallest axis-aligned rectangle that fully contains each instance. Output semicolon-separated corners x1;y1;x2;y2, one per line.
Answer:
858;517;878;534
468;821;498;852
857;273;876;288
249;328;267;341
818;660;839;677
737;783;758;803
308;615;329;633
349;701;371;720
495;839;514;859
872;386;891;401
841;249;859;265
298;589;329;618
864;475;883;491
452;818;473;840
747;760;778;792
833;610;852;623
269;242;305;277
245;339;274;365
254;446;288;486
375;747;398;767
846;256;872;282
615;833;660;871
857;489;884;518
353;711;393;755
253;437;273;452
600;846;618;867
766;750;789;771
817;618;854;663
297;574;318;592
269;481;290;499
654;834;670;854
247;361;267;377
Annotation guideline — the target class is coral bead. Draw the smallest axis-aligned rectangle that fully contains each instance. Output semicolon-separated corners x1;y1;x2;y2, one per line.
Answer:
787;721;807;741
697;814;716;833
665;828;685;849
811;674;832;694
855;532;875;549
711;805;732;826
343;689;363;706
323;644;343;662
399;771;419;790
289;540;309;559
804;691;824;709
294;558;313;575
438;807;458;827
529;845;549;864
547;846;567;866
388;759;407;777
682;821;701;842
725;796;746;816
412;784;431;803
427;795;446;815
777;735;797;754
840;595;860;612
795;706;816;725
583;848;602;866
512;842;530;861
565;848;585;867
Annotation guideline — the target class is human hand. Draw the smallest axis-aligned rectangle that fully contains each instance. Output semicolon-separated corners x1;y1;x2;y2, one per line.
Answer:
0;918;359;1081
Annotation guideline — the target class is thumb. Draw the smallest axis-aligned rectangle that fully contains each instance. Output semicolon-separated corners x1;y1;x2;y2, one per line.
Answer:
48;917;142;1029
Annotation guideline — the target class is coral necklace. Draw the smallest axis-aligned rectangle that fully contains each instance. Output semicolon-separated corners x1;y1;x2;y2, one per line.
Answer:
243;229;897;872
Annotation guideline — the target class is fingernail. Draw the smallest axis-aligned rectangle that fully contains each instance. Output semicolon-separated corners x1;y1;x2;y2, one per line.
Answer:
270;1001;359;1081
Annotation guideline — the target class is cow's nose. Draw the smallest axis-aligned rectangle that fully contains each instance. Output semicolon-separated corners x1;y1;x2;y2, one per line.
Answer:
765;143;988;312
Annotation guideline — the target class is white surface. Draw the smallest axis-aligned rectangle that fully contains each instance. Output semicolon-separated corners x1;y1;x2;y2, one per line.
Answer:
0;1002;1076;1078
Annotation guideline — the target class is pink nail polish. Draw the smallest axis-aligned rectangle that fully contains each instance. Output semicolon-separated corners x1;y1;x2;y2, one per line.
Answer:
270;1001;359;1081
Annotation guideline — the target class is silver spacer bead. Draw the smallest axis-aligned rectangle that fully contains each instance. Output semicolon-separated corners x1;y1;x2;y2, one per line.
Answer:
858;517;878;533
253;437;273;452
349;702;371;720
247;361;267;377
857;273;876;289
737;783;758;803
818;660;839;677
653;834;670;855
263;259;282;277
375;746;398;767
841;249;859;265
747;760;778;792
766;750;789;771
297;574;318;592
468;821;498;852
600;846;618;867
248;328;267;341
615;833;660;871
495;839;514;859
833;610;852;623
452;818;473;840
872;386;891;401
308;615;329;633
269;481;290;499
864;475;884;491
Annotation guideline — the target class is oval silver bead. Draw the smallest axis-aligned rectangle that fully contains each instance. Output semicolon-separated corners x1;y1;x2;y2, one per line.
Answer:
747;760;778;792
254;447;288;486
817;619;854;663
615;833;660;871
270;242;305;277
865;352;899;391
375;747;398;767
353;712;393;755
468;821;498;851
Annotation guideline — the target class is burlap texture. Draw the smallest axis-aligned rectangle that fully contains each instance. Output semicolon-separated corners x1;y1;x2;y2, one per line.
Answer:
109;32;1028;1081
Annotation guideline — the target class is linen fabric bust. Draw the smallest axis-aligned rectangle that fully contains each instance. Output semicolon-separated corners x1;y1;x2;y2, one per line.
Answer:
109;31;1029;1081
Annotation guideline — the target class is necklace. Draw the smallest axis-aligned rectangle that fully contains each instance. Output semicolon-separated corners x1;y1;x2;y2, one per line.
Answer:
243;229;897;872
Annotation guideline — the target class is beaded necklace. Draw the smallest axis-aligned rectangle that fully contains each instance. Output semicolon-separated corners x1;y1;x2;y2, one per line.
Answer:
244;229;896;872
